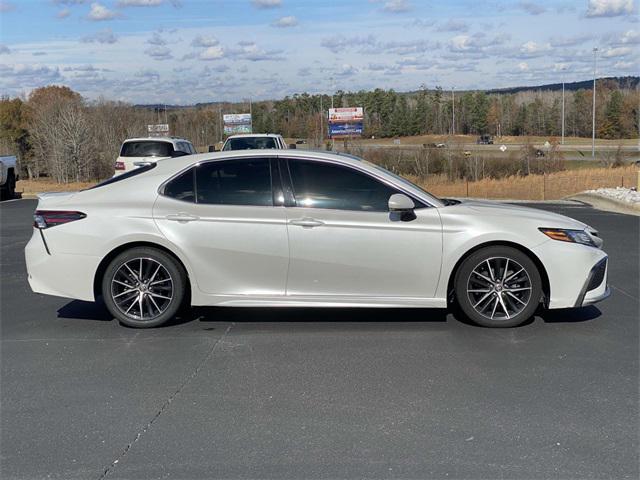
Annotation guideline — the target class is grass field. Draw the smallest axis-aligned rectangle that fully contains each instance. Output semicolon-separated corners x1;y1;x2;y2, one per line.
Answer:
415;166;639;200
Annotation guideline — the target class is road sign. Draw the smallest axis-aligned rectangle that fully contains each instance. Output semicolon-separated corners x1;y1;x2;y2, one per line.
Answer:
500;145;507;152
147;124;169;133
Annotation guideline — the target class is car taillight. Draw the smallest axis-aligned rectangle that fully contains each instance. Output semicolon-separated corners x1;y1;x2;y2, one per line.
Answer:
114;161;125;170
33;210;86;229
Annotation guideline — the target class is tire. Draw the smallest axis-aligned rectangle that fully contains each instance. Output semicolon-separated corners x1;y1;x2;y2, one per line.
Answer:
101;247;186;328
6;171;15;199
454;246;542;328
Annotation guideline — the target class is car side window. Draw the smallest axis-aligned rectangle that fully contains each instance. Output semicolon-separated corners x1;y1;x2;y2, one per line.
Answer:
195;159;272;206
164;168;195;202
287;159;398;212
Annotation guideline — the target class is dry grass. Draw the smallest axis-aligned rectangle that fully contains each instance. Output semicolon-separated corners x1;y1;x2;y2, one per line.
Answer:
414;166;639;200
16;166;639;201
17;179;98;196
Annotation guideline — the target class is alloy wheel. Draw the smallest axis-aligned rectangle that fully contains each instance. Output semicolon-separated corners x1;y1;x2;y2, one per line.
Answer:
110;257;174;321
466;257;532;321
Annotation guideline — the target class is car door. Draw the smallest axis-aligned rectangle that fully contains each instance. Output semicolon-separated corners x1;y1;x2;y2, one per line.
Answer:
282;157;443;298
153;157;289;296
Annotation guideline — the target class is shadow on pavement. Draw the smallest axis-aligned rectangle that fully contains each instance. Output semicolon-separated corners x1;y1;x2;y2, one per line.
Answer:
56;300;601;328
538;305;602;323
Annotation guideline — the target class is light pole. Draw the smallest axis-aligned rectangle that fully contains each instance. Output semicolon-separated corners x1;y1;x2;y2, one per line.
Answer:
561;70;565;145
451;87;455;136
591;47;598;158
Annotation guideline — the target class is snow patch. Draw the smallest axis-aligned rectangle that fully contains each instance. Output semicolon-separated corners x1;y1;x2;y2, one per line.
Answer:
586;187;640;205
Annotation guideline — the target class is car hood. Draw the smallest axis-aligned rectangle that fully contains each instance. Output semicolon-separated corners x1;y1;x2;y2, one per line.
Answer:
449;198;591;230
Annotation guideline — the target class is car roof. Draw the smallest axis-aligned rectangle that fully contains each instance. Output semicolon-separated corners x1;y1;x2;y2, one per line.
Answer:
122;137;192;144
225;134;283;139
150;149;444;207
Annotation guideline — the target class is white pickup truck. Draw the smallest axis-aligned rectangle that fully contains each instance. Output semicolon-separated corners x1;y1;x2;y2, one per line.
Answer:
0;155;18;200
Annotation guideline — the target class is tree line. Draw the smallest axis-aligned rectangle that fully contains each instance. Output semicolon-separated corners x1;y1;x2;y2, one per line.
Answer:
0;80;637;183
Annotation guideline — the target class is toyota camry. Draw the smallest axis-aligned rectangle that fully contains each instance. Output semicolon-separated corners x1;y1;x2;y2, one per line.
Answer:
25;150;610;328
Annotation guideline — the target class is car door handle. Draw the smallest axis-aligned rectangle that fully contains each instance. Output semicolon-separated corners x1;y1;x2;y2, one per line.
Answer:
289;217;324;228
165;213;200;222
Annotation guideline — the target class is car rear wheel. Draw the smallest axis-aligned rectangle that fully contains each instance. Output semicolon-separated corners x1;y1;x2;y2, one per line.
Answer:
454;246;542;328
102;247;186;328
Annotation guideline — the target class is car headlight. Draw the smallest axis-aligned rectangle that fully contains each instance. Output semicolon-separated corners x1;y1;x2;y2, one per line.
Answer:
539;228;598;247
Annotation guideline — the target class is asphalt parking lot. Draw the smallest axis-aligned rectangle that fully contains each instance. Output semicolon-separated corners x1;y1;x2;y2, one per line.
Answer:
1;198;638;479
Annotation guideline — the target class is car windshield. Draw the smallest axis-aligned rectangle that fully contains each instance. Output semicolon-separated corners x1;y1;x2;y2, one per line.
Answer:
120;141;173;157
223;137;277;151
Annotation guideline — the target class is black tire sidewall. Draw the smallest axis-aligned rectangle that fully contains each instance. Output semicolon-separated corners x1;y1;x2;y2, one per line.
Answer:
455;246;542;328
102;247;186;328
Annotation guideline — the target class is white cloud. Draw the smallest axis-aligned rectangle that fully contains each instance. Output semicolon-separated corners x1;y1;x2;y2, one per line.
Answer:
519;40;552;56
614;60;636;69
191;35;219;47
87;2;120;21
147;32;167;45
620;29;640;43
57;8;71;18
251;0;281;8
382;0;411;13
436;19;468;32
0;45;10;54
586;0;635;17
144;45;172;60
518;1;546;15
602;46;633;56
518;62;529;71
199;45;225;60
81;28;117;44
117;0;162;6
272;15;298;28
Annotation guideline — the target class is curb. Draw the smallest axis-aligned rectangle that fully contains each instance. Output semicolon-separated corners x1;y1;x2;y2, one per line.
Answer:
568;193;640;217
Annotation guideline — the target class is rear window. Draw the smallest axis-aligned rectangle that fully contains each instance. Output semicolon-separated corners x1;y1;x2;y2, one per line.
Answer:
223;137;277;151
89;163;157;190
120;141;173;157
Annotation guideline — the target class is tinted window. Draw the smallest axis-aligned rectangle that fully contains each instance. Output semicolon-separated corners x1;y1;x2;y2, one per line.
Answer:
196;159;272;206
223;137;277;151
288;160;397;212
164;168;195;202
121;141;173;157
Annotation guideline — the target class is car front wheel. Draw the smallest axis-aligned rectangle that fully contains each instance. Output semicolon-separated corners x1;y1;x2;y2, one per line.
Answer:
454;246;542;328
102;247;186;328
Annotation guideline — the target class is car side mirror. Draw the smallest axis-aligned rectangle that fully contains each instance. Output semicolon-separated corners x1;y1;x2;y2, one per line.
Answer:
388;193;415;211
389;193;416;222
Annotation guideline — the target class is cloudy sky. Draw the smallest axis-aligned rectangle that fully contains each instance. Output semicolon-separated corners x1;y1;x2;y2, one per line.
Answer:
0;0;637;104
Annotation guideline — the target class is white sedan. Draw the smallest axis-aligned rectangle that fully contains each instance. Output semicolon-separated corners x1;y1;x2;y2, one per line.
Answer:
25;150;610;328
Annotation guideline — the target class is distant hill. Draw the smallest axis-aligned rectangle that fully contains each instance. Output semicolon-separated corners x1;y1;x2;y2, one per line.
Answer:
487;76;639;94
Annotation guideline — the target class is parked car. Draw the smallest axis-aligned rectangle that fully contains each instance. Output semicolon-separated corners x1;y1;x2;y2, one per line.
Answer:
477;134;494;145
114;137;196;176
26;150;609;328
222;134;287;151
0;155;18;200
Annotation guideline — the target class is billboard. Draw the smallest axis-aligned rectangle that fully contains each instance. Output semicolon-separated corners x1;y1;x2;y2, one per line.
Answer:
328;107;364;123
223;113;252;135
328;107;364;138
328;122;364;137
